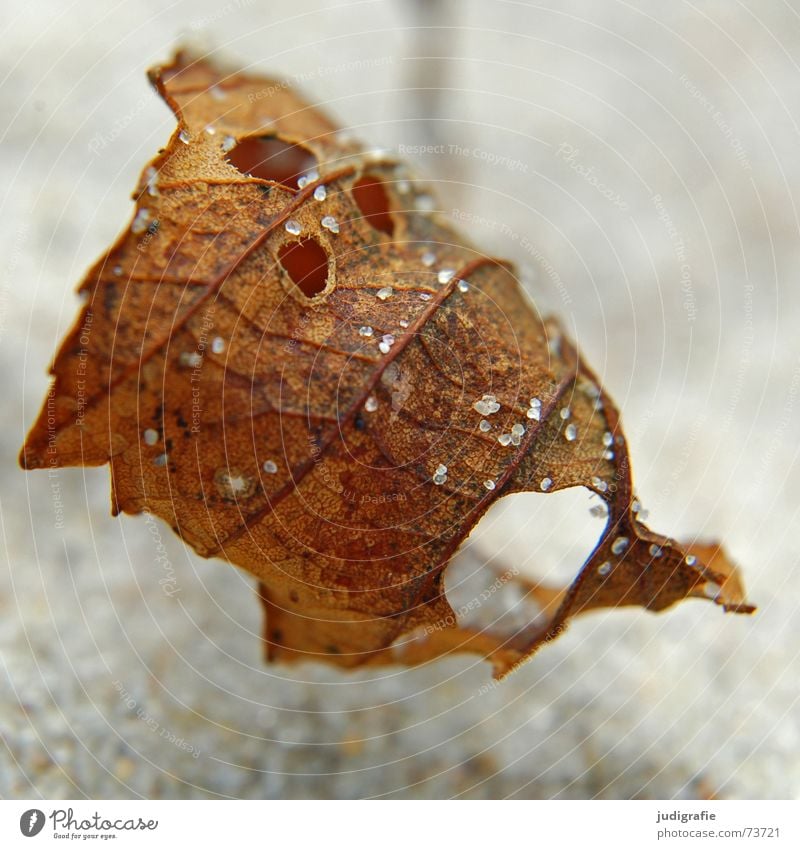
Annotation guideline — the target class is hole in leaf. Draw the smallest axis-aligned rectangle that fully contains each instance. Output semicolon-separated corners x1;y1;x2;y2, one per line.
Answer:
278;237;329;298
352;175;394;235
447;488;602;633
226;136;317;189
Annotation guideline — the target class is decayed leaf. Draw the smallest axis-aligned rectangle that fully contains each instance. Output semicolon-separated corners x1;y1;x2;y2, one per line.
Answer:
20;51;754;678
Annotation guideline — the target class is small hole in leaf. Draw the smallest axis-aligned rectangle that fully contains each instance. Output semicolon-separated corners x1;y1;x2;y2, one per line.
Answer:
226;136;317;189
352;175;394;235
278;237;329;298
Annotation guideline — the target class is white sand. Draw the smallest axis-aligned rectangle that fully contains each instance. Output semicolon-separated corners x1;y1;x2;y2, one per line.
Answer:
2;0;798;799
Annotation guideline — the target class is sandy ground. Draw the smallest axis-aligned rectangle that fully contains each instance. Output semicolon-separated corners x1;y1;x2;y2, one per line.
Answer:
1;0;799;799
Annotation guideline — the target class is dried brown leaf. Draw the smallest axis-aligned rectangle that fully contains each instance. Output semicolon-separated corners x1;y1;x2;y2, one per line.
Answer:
20;51;754;678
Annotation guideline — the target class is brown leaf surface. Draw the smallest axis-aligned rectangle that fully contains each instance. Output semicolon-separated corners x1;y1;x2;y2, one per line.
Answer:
20;51;755;678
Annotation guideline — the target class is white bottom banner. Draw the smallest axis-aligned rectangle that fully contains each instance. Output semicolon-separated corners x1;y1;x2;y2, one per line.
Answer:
1;800;796;847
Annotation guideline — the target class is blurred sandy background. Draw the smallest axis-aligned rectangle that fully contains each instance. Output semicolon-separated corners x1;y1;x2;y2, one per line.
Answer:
2;0;799;798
